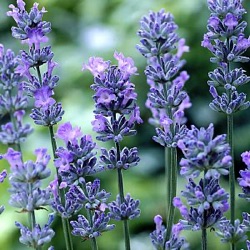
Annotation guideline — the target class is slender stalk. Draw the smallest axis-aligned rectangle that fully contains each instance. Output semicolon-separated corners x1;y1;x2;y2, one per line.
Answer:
28;183;36;230
227;114;235;250
116;140;131;250
165;147;171;216
202;228;207;250
202;173;207;250
225;37;235;250
48;125;74;250
165;147;177;242
86;209;98;250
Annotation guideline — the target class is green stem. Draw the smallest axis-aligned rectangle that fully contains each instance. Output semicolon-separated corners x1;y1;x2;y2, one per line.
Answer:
165;147;171;217
48;125;74;250
202;228;207;250
227;114;235;250
86;209;98;250
165;147;177;242
116;140;131;250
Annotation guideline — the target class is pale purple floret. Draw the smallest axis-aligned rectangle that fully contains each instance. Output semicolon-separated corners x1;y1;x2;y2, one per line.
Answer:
150;214;188;250
55;122;83;145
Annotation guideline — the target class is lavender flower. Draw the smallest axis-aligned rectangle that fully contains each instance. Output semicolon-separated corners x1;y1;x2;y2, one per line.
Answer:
99;146;140;170
238;151;250;201
84;52;141;248
137;9;190;147
8;0;64;126
2;148;52;212
70;211;115;240
0;45;32;145
202;0;250;114
173;177;229;231
108;193;140;220
7;0;51;47
54;122;103;185
15;213;55;248
215;212;250;245
83;52;142;132
136;10;179;57
177;123;232;179
150;215;188;250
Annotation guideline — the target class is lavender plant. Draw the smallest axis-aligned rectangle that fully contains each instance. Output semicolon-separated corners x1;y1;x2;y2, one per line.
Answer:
137;9;191;247
83;52;142;250
201;0;250;249
1;0;250;249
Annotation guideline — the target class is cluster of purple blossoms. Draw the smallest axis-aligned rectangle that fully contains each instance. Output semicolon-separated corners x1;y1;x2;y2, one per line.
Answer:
215;212;250;246
50;122;115;240
16;214;55;249
238;151;250;201
173;177;229;231
149;215;188;250
83;51;142;143
137;9;191;147
0;44;32;146
7;0;64;126
83;52;141;224
202;0;250;114
177;123;232;179
1;147;54;248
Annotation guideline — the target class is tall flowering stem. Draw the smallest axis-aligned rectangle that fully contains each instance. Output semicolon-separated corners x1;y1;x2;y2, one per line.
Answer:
137;9;191;245
83;52;142;249
6;1;73;249
176;123;231;249
202;1;250;241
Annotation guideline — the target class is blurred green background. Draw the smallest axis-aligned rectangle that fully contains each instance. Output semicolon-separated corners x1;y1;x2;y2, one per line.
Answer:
1;0;250;249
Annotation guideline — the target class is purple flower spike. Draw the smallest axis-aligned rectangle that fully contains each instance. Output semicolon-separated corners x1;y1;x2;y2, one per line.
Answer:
7;1;51;46
203;0;250;114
